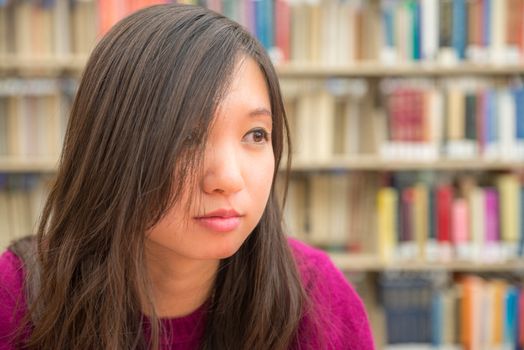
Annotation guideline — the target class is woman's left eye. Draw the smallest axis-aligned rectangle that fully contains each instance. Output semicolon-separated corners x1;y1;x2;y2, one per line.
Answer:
243;128;270;144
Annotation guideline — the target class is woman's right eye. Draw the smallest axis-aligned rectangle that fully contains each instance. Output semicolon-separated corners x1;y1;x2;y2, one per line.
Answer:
242;128;270;145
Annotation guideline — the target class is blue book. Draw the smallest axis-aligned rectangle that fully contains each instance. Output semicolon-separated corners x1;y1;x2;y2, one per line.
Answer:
380;274;433;344
0;173;6;190
505;287;518;347
514;88;524;140
382;0;396;48
254;0;273;50
487;89;498;146
41;0;55;9
451;0;467;60
411;0;421;60
430;291;443;346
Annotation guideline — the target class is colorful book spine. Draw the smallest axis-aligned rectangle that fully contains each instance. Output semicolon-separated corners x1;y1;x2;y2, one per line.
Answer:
484;188;499;242
452;0;467;60
437;185;452;244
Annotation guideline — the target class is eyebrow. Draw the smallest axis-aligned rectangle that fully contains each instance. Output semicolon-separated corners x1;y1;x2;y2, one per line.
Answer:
249;107;272;118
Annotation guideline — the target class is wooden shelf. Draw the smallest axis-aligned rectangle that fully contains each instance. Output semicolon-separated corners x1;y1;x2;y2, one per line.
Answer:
283;156;524;171
2;56;524;78
3;156;524;173
0;55;88;75
276;62;524;78
0;157;59;173
329;252;524;272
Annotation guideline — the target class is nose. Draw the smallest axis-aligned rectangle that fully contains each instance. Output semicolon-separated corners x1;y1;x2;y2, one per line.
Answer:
202;142;245;195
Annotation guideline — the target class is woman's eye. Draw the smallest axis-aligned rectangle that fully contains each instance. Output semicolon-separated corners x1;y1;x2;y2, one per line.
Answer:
243;128;270;144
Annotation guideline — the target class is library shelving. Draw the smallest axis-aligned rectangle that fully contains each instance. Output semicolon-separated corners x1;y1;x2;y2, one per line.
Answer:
3;0;524;348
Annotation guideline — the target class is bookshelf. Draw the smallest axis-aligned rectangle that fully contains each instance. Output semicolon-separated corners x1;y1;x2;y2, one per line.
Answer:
0;158;59;173
2;0;524;348
289;156;524;171
330;252;524;272
4;57;524;76
278;63;524;78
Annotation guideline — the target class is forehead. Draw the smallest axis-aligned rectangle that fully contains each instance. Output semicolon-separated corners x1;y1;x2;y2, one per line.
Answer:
218;57;272;115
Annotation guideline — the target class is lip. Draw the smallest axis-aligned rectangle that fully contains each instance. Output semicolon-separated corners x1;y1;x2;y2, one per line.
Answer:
194;209;242;232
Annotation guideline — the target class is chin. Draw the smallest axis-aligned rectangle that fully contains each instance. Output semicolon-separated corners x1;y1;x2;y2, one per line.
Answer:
195;234;249;260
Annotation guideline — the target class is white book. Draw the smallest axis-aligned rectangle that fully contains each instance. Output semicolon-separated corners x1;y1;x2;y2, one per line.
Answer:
320;0;338;65
291;2;307;63
498;89;516;160
421;0;438;61
14;1;32;57
337;1;351;65
47;94;62;157
294;92;314;162
19;96;32;157
490;0;507;64
344;97;360;155
428;89;443;159
470;188;486;262
313;89;335;160
54;0;71;57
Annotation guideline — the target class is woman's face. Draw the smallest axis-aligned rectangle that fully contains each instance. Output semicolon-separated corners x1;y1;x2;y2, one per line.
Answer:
146;57;275;261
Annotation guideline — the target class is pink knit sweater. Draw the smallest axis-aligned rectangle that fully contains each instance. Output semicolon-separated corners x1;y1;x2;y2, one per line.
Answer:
0;238;374;349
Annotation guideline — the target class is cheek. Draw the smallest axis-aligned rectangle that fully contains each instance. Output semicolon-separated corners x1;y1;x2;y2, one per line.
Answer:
246;154;275;209
146;205;186;243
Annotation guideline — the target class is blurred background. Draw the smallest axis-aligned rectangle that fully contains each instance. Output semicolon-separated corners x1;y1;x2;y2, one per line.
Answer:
1;0;524;349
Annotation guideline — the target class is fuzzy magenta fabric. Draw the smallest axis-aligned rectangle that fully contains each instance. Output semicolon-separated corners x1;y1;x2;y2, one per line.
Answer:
0;238;374;349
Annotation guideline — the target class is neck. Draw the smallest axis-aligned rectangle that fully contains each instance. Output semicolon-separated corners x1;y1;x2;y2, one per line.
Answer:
143;239;219;318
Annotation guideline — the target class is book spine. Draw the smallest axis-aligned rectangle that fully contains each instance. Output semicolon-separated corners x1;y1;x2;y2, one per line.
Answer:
482;0;491;47
452;0;467;60
422;0;438;60
275;0;290;62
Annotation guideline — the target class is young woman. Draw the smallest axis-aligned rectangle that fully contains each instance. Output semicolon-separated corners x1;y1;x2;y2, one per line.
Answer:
0;4;374;349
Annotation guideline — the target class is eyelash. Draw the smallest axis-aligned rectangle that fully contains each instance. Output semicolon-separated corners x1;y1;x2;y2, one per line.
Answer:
244;128;270;144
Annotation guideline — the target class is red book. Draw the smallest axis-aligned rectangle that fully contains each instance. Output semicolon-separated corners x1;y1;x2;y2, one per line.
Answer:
519;0;524;56
387;89;406;142
411;90;425;142
275;0;290;62
436;185;453;243
507;0;523;46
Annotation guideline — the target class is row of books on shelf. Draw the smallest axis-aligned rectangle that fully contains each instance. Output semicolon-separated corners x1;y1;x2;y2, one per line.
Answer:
0;174;50;250
381;78;524;160
283;171;524;263
378;171;524;263
5;76;524;163
3;0;524;67
381;0;524;65
378;272;523;349
0;0;98;58
0;79;73;158
284;78;524;162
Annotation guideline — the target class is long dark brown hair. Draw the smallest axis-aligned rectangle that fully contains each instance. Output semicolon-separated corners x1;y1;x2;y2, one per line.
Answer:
17;4;314;350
